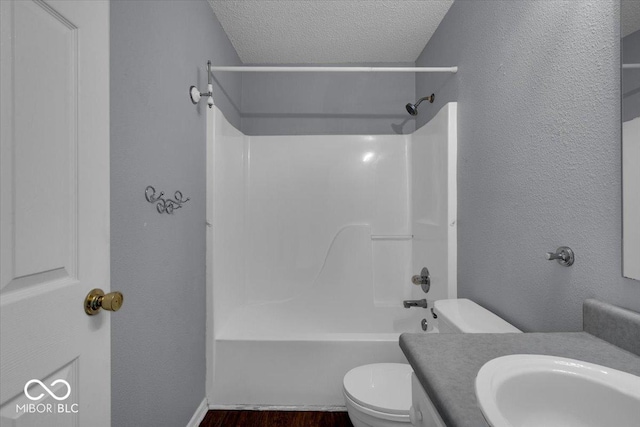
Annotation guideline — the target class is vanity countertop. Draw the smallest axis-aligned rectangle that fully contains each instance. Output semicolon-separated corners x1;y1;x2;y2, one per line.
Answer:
400;331;640;427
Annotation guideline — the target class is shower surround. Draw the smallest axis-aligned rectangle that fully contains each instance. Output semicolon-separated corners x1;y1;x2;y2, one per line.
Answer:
206;103;457;407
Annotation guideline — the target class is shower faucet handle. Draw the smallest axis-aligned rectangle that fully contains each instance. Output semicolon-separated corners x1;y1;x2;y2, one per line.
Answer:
411;267;431;293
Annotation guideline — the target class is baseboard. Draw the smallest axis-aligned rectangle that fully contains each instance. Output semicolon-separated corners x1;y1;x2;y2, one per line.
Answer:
207;403;347;412
186;397;209;427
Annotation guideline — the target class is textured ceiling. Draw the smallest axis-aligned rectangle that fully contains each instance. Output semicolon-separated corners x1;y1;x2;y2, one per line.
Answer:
622;0;640;37
207;0;454;64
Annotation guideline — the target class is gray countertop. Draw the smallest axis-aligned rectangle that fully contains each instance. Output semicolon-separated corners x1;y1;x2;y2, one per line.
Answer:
400;332;640;427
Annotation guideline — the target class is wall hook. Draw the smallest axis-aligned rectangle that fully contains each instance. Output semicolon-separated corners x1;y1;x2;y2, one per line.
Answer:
545;246;575;267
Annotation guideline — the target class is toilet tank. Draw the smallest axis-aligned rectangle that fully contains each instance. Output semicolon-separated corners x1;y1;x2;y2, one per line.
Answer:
433;299;521;333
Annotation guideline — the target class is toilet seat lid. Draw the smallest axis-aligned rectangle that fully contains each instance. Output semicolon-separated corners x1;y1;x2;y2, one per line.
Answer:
343;363;413;415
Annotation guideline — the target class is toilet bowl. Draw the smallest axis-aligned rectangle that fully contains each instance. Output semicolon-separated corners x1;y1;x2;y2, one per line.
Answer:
342;299;520;427
343;363;413;427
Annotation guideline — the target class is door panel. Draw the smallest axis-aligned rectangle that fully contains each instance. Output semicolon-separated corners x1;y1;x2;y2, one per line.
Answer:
11;0;77;282
0;1;110;426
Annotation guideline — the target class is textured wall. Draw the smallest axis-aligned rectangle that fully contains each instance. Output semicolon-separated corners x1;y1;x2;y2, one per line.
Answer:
416;0;640;332
110;1;241;426
240;63;416;135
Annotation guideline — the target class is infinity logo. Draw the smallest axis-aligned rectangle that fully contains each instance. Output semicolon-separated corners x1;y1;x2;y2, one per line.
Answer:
24;379;71;401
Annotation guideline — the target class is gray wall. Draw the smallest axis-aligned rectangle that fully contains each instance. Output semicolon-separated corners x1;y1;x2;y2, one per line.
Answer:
240;63;416;135
110;1;241;426
623;29;640;122
416;0;640;332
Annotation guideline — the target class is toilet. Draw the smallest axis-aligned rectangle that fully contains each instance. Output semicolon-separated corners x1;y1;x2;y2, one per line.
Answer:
342;298;520;427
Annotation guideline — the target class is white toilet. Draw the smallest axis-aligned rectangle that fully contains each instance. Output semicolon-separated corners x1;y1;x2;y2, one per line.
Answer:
342;299;520;427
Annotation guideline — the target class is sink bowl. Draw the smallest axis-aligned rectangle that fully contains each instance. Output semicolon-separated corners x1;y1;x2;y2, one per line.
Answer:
475;354;640;427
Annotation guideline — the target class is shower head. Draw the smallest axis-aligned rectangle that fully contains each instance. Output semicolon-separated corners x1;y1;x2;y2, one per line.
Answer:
405;94;435;116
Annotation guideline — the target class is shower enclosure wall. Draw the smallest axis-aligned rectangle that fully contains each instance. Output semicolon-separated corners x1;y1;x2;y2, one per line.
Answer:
206;103;457;407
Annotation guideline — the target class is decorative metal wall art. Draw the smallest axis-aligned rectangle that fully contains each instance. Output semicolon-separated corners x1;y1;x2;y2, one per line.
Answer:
145;185;190;214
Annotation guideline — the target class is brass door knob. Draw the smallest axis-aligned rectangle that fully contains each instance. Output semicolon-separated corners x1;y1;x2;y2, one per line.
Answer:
84;288;124;315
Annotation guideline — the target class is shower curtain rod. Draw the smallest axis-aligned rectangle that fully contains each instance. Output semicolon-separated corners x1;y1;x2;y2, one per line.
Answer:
210;66;458;73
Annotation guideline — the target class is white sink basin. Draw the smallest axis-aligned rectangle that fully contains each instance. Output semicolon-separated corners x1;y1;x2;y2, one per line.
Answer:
475;354;640;427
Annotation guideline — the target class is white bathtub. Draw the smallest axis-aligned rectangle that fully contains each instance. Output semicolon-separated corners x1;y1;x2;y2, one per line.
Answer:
209;225;432;408
206;103;457;409
211;303;433;408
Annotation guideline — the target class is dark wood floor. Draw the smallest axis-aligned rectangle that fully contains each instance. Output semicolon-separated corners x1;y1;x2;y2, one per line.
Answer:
200;410;354;427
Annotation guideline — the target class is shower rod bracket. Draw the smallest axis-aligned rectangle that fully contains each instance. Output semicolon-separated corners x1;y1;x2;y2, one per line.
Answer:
145;185;190;214
190;60;214;108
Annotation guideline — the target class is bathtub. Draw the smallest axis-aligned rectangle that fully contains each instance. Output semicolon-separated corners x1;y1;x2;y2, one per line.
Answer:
209;225;432;408
211;302;433;408
206;103;457;409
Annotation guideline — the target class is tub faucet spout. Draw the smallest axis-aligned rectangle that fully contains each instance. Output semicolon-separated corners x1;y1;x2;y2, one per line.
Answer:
403;299;428;309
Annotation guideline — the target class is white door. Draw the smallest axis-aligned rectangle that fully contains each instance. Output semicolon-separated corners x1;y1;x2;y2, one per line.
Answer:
0;1;111;426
